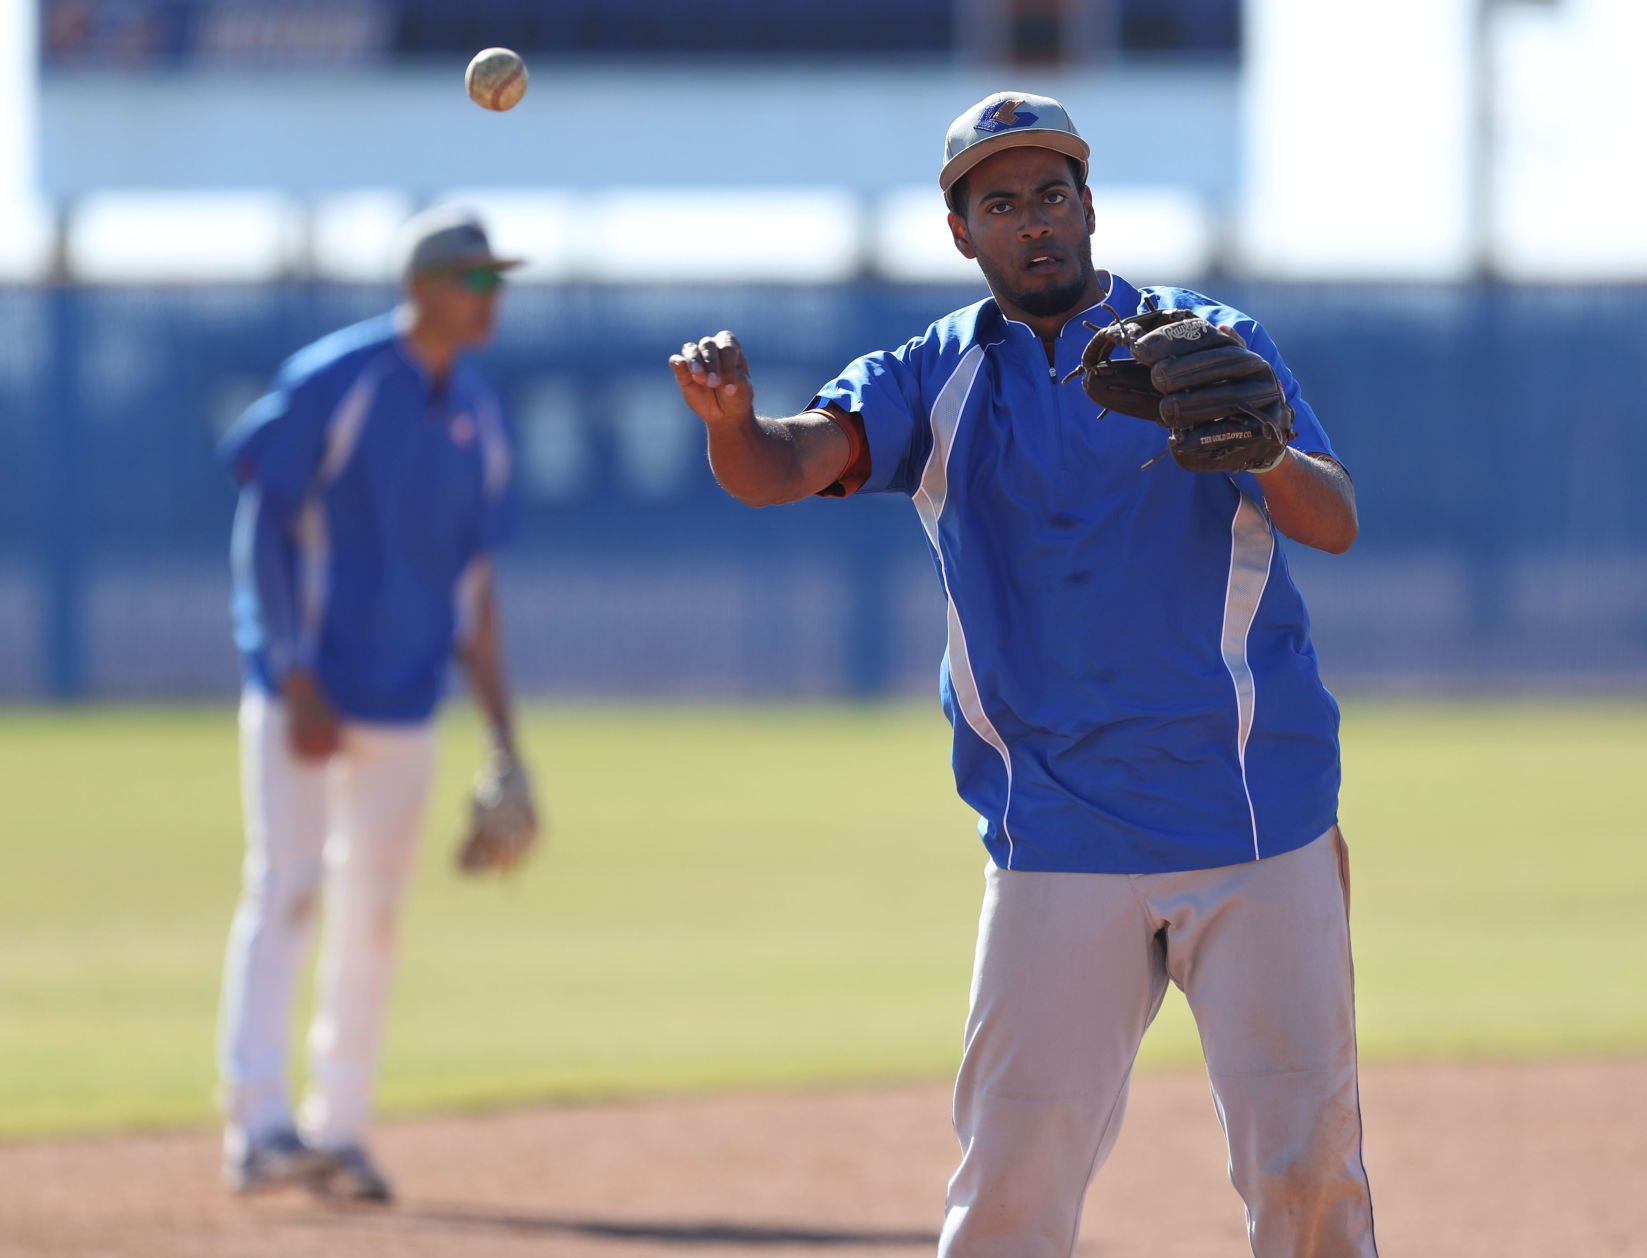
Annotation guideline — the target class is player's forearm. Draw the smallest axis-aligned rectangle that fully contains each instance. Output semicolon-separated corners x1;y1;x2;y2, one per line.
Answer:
1256;451;1358;554
703;414;821;508
672;331;851;505
456;578;518;759
463;654;518;761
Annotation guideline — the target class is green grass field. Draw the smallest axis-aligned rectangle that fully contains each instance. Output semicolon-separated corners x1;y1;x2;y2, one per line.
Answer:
1;699;1643;1138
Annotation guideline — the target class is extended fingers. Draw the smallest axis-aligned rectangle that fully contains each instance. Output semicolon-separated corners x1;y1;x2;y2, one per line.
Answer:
669;332;741;385
711;330;743;369
695;335;720;385
699;331;745;388
671;341;717;394
669;332;744;397
673;339;708;381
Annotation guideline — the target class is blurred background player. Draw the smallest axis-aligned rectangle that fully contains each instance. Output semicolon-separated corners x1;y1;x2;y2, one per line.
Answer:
669;93;1374;1255
214;207;534;1201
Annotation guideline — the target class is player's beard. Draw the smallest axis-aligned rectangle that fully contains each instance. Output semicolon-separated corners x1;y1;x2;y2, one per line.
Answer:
977;234;1099;319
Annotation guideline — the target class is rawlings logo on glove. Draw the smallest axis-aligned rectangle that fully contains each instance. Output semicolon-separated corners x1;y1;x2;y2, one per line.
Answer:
456;753;541;875
1063;304;1295;475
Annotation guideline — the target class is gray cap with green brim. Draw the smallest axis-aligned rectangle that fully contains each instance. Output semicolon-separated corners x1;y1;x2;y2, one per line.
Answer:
399;206;523;279
940;91;1091;208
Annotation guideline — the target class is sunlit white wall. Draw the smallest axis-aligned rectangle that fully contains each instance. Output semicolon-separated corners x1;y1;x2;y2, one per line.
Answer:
39;65;1235;284
1243;0;1647;281
1240;0;1476;279
40;66;1239;197
68;191;305;281
1494;0;1647;280
0;0;52;279
21;6;1647;285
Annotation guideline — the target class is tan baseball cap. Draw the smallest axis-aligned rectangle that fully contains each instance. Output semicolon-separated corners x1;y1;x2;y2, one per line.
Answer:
940;91;1091;207
398;206;523;279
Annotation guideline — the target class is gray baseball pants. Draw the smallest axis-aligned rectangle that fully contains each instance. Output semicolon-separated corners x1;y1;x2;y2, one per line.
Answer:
938;827;1377;1257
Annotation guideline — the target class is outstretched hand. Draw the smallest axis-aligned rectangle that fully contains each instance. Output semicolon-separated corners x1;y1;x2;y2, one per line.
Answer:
669;330;755;426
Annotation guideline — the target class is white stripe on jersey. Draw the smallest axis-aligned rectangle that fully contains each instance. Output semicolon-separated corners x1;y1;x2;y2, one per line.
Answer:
912;344;1020;867
315;353;393;489
293;496;329;669
1220;491;1275;859
294;353;391;664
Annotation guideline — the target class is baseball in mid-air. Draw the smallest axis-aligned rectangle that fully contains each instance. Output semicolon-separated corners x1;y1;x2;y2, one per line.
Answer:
466;47;528;112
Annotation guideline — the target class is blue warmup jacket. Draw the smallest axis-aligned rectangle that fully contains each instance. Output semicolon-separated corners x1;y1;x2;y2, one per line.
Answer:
220;314;518;722
813;274;1343;874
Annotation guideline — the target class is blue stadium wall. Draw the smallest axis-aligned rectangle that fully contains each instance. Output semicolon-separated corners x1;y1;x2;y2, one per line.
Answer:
1;282;1644;701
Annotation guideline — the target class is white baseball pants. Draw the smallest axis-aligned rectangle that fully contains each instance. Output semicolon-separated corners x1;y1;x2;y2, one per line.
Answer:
216;689;435;1147
939;828;1377;1258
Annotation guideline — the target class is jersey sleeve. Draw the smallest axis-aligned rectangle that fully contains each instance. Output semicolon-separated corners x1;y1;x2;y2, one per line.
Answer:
1145;287;1338;471
1161;292;1344;505
480;462;520;551
1223;312;1347;507
809;338;932;497
218;361;343;510
229;484;307;682
1228;313;1337;466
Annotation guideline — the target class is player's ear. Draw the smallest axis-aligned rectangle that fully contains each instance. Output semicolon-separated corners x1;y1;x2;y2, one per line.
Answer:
1080;185;1095;235
948;211;977;260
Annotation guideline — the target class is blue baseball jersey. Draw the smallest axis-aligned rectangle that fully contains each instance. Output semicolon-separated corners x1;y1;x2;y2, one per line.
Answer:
220;313;518;722
813;274;1342;874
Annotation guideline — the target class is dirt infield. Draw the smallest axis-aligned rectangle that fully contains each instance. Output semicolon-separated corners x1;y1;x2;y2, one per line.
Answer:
2;1059;1641;1257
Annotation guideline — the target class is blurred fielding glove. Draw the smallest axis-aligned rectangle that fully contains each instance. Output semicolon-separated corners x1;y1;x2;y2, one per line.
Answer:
1064;305;1295;474
456;754;540;875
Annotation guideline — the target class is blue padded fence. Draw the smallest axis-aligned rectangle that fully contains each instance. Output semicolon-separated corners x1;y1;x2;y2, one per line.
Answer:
0;281;1643;700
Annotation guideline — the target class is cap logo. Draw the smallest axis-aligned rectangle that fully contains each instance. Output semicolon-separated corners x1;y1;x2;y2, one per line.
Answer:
975;98;1038;134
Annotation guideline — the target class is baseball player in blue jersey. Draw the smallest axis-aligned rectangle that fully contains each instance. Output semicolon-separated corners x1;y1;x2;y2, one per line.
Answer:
669;93;1376;1256
214;208;537;1201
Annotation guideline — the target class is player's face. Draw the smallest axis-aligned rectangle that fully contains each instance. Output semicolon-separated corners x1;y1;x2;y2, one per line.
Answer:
948;147;1098;321
413;268;505;348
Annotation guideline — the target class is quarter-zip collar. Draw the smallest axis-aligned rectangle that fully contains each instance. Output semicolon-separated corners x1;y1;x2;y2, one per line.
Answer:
992;269;1116;356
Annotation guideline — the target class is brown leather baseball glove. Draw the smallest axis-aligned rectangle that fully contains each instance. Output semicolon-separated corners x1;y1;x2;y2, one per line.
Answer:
456;753;540;875
1064;305;1295;474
